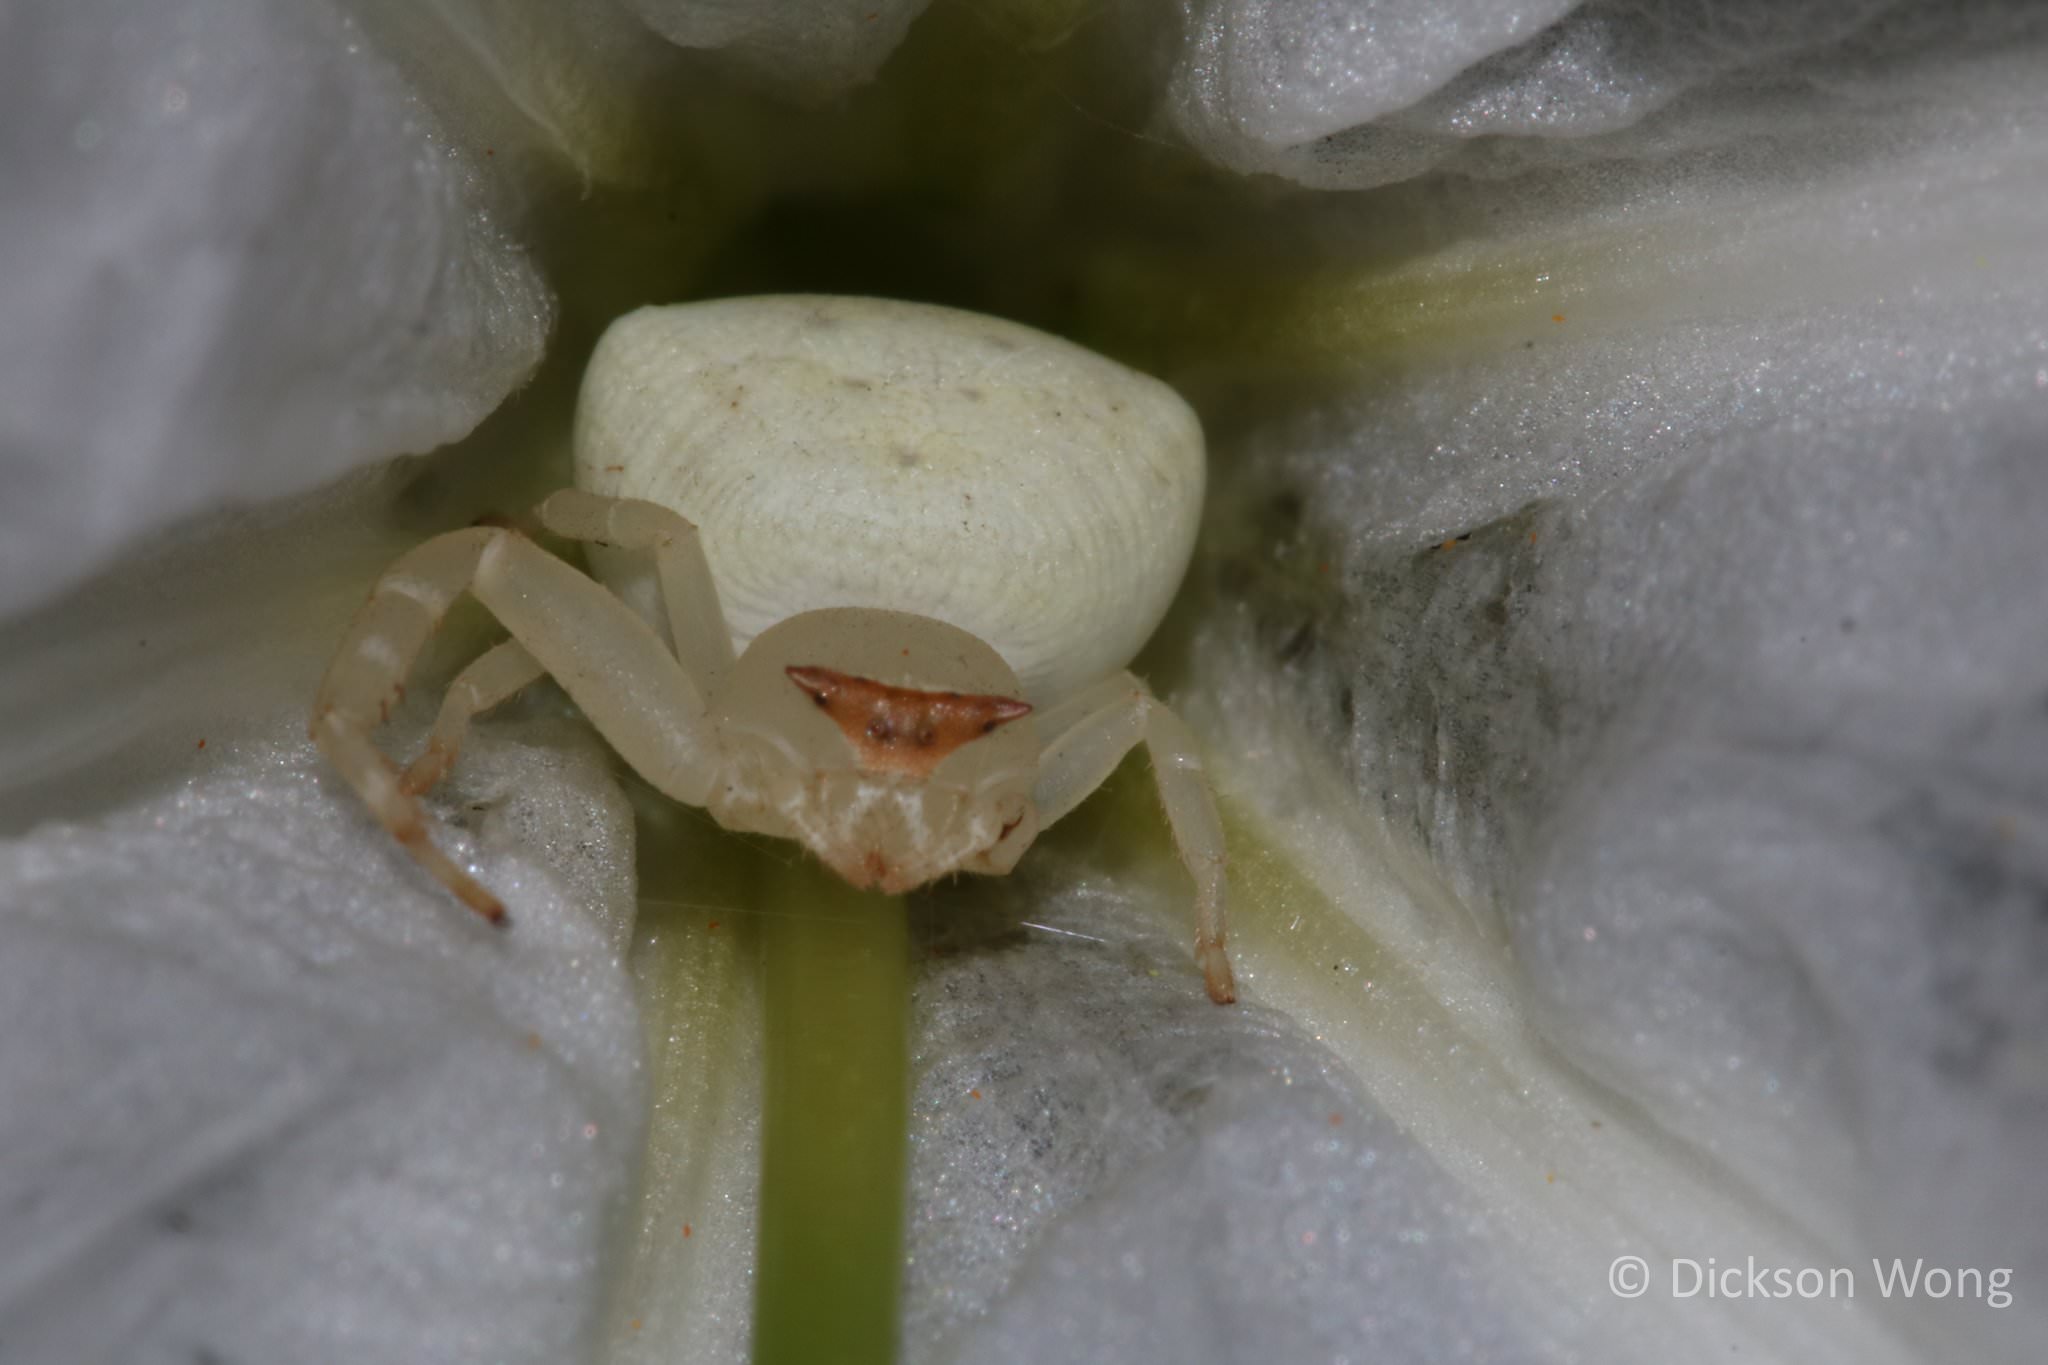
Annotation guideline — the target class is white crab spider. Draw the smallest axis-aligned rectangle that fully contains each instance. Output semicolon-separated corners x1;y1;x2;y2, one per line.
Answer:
311;295;1236;1003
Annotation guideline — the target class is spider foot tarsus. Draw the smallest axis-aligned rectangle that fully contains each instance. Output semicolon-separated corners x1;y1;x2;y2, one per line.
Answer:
396;638;548;798
314;705;510;927
1196;930;1236;1005
398;739;455;796
399;814;509;927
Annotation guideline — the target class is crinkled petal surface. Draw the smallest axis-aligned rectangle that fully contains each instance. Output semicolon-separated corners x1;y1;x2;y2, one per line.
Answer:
1149;0;2048;188
0;0;553;618
0;595;646;1364
619;0;936;95
0;745;643;1365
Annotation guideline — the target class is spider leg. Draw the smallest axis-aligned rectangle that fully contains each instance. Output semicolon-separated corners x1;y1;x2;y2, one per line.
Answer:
399;639;544;796
1033;673;1237;1004
536;489;737;697
311;525;717;923
312;529;507;920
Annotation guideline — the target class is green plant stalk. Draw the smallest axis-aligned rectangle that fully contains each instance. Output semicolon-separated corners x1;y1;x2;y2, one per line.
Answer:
750;855;911;1365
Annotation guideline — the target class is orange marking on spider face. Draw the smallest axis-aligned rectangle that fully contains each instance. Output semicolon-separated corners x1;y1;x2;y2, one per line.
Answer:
861;850;890;885
785;665;1032;777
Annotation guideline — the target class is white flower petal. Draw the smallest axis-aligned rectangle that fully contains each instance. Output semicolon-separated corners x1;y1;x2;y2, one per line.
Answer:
1153;0;2047;188
1166;18;2048;1359
0;0;552;618
0;716;644;1364
0;462;649;1365
621;0;935;96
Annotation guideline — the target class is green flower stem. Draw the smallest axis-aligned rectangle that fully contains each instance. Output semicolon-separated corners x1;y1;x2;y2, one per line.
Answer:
751;855;911;1365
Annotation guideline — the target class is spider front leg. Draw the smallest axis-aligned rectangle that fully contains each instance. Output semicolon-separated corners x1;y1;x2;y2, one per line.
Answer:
398;639;545;796
535;488;737;696
402;490;736;798
312;524;720;923
1033;674;1238;1004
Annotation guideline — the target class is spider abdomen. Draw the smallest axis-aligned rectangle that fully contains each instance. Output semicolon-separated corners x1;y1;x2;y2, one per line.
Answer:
572;295;1205;706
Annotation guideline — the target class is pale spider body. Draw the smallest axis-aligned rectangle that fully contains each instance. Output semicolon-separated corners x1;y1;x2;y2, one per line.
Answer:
313;295;1236;1002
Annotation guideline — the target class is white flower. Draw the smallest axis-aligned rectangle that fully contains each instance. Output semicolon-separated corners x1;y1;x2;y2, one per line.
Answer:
2;3;2043;1363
